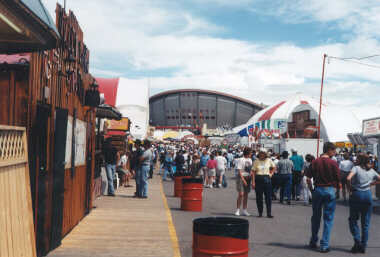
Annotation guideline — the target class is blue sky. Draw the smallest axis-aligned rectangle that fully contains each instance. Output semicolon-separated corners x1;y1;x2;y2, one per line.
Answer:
43;0;380;120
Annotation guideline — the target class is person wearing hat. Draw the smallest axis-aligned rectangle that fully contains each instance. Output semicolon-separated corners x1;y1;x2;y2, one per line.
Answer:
290;149;304;201
252;148;276;218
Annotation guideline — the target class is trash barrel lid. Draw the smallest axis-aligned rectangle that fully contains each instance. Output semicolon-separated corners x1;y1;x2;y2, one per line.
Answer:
193;217;249;239
182;178;203;184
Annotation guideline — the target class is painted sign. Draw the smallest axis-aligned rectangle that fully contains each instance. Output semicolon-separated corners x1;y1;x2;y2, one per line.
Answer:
363;117;380;137
107;118;130;131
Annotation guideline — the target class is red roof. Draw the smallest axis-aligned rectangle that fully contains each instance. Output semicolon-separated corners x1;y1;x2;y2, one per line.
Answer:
258;101;286;121
0;54;30;65
96;77;120;107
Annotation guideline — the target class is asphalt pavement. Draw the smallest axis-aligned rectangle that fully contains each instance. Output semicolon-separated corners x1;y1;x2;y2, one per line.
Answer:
163;170;380;257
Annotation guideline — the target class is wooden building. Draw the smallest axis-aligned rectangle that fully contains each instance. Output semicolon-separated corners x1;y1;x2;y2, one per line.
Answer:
0;4;97;257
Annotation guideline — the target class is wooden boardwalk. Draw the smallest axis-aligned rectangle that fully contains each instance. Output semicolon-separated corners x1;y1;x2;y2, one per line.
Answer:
48;174;180;257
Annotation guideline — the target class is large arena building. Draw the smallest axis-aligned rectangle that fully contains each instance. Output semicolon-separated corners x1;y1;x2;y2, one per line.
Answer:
149;89;264;130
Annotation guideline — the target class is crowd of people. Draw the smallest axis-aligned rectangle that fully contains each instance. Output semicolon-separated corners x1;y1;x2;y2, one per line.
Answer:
103;138;380;254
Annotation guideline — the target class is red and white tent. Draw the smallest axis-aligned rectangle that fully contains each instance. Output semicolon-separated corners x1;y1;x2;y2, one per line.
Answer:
96;77;149;139
237;93;361;142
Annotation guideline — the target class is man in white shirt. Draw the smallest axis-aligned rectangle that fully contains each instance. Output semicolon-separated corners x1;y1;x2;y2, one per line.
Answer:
215;151;227;188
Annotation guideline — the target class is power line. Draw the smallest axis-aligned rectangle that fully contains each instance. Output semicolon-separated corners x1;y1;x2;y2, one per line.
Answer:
328;55;380;70
339;54;380;60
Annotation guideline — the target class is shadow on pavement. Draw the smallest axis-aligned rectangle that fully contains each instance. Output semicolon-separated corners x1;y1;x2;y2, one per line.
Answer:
170;207;182;211
267;242;352;253
210;212;237;217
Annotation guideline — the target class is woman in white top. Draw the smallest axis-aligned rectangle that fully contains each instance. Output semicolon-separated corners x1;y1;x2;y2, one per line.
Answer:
347;153;380;253
234;148;253;216
252;149;276;218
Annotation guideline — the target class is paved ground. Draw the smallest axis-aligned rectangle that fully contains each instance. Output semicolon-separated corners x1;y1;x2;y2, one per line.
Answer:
164;170;380;257
48;174;179;257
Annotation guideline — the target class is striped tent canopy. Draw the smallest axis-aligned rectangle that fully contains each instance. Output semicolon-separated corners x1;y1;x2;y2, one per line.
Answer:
96;77;149;140
237;93;361;142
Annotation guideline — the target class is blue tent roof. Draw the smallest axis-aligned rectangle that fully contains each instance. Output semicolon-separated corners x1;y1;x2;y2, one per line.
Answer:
20;0;59;36
238;128;248;137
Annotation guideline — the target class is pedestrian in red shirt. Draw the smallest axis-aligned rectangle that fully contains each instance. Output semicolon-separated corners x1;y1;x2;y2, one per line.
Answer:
306;142;340;253
206;155;217;188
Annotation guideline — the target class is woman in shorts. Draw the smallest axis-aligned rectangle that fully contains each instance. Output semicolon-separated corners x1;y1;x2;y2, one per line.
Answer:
234;148;253;216
206;154;217;188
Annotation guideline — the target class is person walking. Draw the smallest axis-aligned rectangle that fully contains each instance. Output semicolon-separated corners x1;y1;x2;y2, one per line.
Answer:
347;153;380;253
306;142;340;253
301;154;315;205
338;152;354;202
200;150;210;186
139;140;153;198
190;154;201;178
290;149;304;201
215;151;227;188
103;138;118;196
175;150;186;175
206;154;217;188
162;151;173;181
132;140;144;197
252;149;276;218
234;148;253;216
276;151;293;205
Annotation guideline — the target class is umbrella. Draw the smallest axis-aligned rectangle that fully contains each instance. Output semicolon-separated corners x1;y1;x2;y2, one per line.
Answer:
163;131;179;139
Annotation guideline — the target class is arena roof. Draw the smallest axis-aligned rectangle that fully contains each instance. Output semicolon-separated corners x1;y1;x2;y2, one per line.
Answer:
150;89;264;109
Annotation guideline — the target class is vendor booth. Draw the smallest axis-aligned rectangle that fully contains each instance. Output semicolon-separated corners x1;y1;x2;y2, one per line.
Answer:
362;117;380;199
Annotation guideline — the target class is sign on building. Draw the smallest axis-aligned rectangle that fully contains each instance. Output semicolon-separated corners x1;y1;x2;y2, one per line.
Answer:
363;117;380;137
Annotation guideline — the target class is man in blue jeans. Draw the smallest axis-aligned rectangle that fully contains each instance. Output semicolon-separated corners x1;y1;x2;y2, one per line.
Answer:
290;149;304;201
139;140;152;198
103;138;118;196
306;142;340;253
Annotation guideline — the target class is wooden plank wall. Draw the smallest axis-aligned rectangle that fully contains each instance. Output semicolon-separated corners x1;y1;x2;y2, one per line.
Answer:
62;166;88;236
0;126;37;257
0;3;96;255
0;68;29;127
26;4;95;255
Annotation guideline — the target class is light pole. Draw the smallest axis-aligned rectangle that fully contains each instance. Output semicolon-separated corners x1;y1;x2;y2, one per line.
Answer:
316;54;327;157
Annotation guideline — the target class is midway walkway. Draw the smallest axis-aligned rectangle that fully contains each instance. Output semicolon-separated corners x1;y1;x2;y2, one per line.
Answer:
47;174;181;257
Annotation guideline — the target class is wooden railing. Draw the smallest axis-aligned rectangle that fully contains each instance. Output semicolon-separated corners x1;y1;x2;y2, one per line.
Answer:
0;125;36;257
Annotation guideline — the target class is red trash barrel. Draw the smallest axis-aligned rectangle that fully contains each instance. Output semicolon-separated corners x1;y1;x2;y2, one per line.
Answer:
174;176;191;197
181;178;203;212
193;217;249;257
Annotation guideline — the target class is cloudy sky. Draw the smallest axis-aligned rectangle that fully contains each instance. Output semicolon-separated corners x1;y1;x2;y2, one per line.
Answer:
43;0;380;121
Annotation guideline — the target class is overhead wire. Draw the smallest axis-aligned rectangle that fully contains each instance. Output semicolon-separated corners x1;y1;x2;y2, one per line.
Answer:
328;55;380;69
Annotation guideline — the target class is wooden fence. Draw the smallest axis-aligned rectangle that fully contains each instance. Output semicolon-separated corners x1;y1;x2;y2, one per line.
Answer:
0;125;36;257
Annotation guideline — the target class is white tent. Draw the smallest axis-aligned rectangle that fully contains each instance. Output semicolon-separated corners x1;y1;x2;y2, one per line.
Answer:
237;93;361;142
116;78;149;140
97;77;150;140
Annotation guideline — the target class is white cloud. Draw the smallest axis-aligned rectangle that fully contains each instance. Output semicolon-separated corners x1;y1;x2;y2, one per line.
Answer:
251;0;380;38
41;0;380;122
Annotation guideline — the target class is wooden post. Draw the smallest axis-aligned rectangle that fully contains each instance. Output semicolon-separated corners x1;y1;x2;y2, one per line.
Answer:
316;54;327;157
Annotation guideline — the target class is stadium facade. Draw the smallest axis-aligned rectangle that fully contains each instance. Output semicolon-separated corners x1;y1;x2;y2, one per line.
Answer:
149;89;264;130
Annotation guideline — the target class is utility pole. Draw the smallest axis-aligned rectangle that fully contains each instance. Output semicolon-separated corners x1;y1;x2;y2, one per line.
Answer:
316;54;327;157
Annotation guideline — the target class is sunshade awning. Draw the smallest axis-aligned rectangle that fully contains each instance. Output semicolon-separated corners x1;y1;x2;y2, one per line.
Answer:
0;0;60;53
96;104;122;120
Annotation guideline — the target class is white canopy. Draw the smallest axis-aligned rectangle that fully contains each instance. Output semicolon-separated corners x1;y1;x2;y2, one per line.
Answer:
115;78;149;139
238;93;361;142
